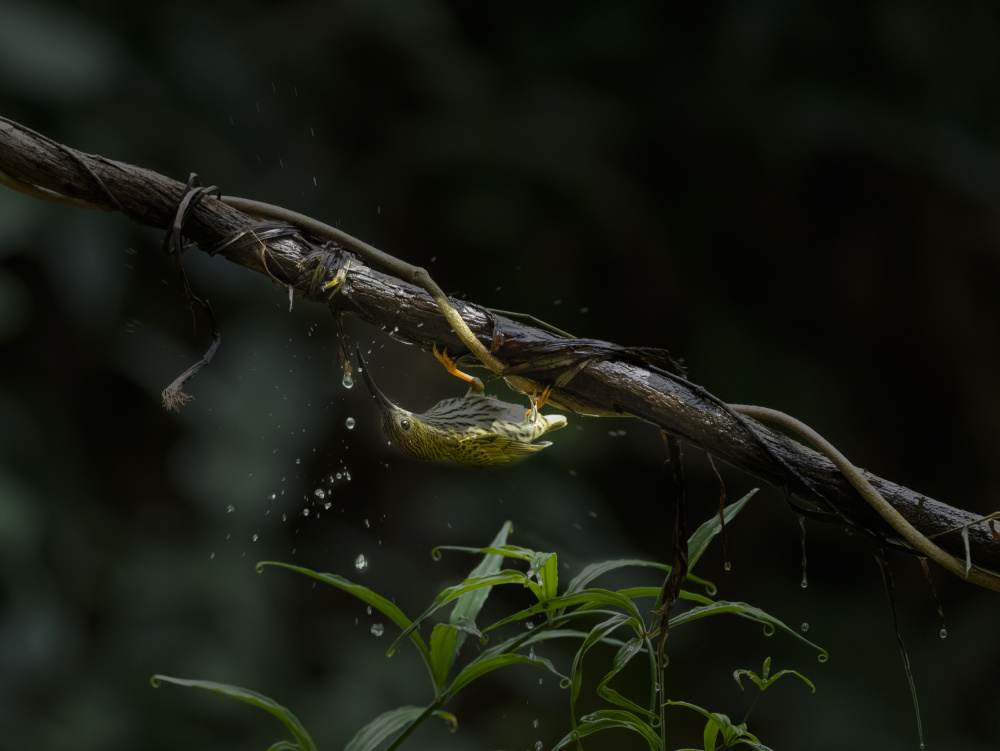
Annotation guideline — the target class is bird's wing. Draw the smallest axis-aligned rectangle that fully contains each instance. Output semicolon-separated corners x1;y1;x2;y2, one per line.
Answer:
422;395;516;427
458;433;548;466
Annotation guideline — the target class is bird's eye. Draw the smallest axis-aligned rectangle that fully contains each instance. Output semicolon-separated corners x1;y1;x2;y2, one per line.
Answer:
400;419;410;430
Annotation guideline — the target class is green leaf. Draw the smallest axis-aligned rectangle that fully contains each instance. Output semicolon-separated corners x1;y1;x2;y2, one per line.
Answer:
448;522;513;653
151;675;316;751
551;709;662;750
428;624;459;696
594;636;659;722
529;549;559;602
734;657;816;694
686;489;758;574
668;600;828;661
387;570;530;657
446;652;565;698
483;588;648;635
257;562;431;665
565;559;671;596
567;615;634;730
476;627;596;665
344;704;429;751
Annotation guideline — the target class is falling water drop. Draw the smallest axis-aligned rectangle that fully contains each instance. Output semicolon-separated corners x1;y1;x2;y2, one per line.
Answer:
355;554;368;570
370;623;384;637
939;628;947;639
345;417;356;429
226;504;235;514
798;515;808;588
342;372;354;389
800;622;809;632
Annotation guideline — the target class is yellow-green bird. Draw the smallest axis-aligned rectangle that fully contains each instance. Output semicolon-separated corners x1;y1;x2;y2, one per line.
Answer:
356;345;566;467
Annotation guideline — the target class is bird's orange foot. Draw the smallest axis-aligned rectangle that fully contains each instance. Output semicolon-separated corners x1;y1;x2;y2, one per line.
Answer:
433;344;485;392
525;385;553;424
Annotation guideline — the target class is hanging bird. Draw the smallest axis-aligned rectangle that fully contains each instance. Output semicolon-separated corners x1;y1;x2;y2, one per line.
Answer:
356;345;567;467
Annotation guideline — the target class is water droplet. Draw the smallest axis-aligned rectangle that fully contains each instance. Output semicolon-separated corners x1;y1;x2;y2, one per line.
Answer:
800;622;809;632
302;508;310;517
345;417;356;429
371;623;384;637
532;719;539;729
939;628;947;639
324;502;332;510
366;605;372;615
355;554;368;570
724;561;732;571
209;552;215;559
226;504;235;513
251;533;258;542
798;515;808;588
342;372;354;389
535;742;543;751
364;518;370;528
314;488;326;499
525;621;534;630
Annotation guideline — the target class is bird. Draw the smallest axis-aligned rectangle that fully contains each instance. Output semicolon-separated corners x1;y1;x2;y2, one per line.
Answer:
355;344;567;467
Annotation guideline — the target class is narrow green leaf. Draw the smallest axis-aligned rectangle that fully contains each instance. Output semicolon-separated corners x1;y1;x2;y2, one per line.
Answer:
527;550;559;602
567;615;633;730
343;704;431;751
151;675;316;751
565;559;672;596
257;562;431;665
483;588;647;635
551;709;662;750
594;636;659;721
687;489;758;574
446;652;564;698
734;659;816;694
476;628;596;664
449;522;513;658
387;571;529;656
428;624;459;695
668;600;828;660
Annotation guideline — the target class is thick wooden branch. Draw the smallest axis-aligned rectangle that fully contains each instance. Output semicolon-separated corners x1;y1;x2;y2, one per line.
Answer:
3;115;999;575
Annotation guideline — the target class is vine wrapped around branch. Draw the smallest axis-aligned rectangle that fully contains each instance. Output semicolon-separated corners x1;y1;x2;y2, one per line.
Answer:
2;114;998;588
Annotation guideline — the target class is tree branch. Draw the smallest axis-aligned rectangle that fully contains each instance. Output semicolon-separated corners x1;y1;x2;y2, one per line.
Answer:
2;115;998;580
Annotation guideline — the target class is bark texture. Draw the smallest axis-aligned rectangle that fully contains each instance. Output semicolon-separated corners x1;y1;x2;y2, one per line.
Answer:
2;116;998;573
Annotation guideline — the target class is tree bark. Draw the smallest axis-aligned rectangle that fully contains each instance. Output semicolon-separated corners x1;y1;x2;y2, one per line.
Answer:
2;115;998;574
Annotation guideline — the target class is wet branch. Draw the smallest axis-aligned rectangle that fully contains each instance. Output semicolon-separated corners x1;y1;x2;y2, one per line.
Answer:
2;115;999;579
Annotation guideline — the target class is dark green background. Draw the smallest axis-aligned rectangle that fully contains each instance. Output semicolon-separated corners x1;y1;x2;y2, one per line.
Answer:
2;1;999;749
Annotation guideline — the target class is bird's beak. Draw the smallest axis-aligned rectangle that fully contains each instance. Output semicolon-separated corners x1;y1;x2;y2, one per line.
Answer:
355;347;396;411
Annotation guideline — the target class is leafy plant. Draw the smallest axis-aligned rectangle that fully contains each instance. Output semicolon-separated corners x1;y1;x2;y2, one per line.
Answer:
152;488;826;749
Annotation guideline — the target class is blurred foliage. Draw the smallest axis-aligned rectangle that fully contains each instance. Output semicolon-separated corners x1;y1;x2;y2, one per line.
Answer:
2;1;1000;750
